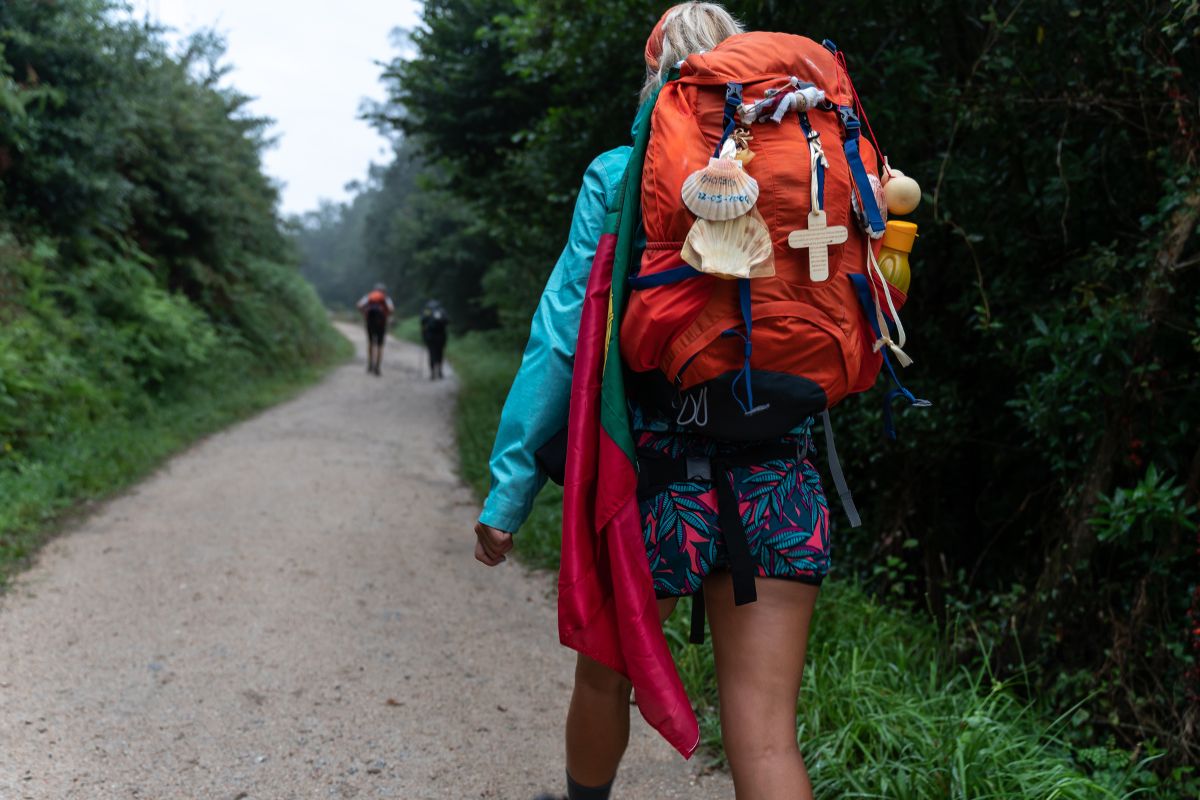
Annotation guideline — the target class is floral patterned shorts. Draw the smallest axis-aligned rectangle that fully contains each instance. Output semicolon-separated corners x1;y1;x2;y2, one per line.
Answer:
636;428;831;598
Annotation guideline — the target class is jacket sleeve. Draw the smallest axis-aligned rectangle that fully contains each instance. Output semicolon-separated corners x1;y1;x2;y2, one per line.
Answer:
479;156;616;533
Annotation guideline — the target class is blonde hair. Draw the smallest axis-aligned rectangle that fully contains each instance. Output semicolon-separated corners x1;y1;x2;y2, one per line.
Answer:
641;2;744;103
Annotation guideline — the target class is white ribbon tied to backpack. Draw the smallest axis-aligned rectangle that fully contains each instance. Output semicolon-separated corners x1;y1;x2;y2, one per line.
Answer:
770;83;827;123
865;247;913;367
785;115;847;283
738;77;826;125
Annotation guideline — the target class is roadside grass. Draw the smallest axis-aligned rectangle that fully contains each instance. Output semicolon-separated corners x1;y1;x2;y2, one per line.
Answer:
0;334;352;587
392;315;422;343
447;329;1176;800
450;331;563;569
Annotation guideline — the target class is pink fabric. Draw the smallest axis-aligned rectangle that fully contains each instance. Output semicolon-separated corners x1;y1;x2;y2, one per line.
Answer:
559;231;700;759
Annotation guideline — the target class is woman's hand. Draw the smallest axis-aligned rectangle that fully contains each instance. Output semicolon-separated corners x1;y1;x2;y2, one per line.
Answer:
474;521;514;566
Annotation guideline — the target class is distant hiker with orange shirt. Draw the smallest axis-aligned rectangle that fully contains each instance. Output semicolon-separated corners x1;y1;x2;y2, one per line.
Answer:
356;283;394;376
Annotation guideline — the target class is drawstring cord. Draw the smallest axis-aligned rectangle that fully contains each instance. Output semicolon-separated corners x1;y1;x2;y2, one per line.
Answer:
834;51;886;166
808;128;829;214
676;386;709;428
865;248;913;367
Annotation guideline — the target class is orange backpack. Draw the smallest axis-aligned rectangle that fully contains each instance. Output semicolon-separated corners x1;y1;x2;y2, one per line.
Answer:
621;33;922;441
365;290;389;314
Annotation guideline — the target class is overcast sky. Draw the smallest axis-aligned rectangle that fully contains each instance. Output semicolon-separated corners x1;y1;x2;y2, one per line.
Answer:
128;0;421;216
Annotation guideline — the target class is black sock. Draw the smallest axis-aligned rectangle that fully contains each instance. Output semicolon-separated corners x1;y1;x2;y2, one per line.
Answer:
566;771;613;800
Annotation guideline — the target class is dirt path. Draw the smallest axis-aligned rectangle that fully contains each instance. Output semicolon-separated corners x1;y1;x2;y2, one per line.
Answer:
0;324;731;800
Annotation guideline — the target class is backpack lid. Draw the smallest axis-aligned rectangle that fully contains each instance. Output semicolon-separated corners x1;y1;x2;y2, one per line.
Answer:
679;32;852;106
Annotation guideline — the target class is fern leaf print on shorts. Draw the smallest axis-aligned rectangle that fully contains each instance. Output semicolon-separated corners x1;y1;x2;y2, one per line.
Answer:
636;429;830;598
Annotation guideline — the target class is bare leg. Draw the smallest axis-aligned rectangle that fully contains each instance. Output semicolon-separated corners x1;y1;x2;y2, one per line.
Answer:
366;340;377;372
564;598;677;786
705;574;818;800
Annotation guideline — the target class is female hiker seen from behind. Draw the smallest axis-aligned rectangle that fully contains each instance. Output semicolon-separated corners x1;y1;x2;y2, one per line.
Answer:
473;2;922;798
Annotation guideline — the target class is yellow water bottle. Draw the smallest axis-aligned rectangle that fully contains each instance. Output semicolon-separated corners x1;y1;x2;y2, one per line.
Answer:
878;220;917;293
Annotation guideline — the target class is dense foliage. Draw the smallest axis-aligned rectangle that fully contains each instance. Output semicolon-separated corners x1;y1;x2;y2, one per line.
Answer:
298;0;1199;775
0;0;345;559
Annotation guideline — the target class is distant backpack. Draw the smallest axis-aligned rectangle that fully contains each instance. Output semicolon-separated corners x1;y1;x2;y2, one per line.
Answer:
360;291;388;326
422;308;448;339
364;290;390;316
621;32;925;442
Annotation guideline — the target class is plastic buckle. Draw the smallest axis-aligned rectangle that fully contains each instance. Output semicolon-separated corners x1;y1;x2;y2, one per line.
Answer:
822;39;838;54
686;457;712;482
838;105;860;131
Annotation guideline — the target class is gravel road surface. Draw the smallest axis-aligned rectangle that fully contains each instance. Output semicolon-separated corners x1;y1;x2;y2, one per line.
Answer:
0;325;730;799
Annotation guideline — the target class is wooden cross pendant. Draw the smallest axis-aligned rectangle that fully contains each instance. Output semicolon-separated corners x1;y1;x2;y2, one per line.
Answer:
787;210;849;282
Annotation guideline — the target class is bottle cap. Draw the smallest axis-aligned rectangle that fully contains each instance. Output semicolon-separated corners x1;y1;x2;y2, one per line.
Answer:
882;220;918;253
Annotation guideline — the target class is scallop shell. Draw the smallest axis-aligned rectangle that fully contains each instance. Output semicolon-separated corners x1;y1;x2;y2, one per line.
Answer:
681;211;775;280
681;156;760;221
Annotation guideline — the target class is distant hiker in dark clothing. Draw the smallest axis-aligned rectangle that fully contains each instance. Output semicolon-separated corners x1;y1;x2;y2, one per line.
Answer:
356;283;394;376
420;300;449;380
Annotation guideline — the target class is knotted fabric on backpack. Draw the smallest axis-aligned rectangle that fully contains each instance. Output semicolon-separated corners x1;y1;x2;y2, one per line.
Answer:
621;32;909;441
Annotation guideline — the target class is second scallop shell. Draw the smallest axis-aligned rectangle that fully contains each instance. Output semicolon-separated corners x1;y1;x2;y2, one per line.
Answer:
681;157;760;221
681;212;775;280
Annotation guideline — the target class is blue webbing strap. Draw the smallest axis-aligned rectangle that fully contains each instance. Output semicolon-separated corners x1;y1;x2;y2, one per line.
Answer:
848;274;931;439
627;263;704;290
838;106;885;236
797;112;825;211
713;82;744;158
736;278;755;411
722;278;768;417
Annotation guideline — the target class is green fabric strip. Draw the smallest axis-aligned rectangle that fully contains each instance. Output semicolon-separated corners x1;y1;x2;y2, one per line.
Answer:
603;209;620;236
598;87;661;465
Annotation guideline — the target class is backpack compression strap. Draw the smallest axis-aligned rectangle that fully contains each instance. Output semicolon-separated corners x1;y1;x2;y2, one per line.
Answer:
713;82;744;158
839;105;886;237
822;38;886;238
848;273;932;439
798;112;826;210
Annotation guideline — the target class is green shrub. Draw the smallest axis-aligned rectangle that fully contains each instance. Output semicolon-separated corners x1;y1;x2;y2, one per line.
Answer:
0;2;350;580
0;234;349;575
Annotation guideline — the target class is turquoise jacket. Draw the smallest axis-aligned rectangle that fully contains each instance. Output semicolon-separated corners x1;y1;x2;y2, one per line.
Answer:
480;146;632;533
